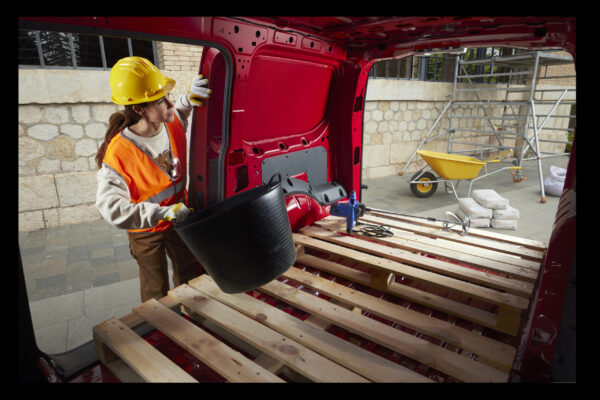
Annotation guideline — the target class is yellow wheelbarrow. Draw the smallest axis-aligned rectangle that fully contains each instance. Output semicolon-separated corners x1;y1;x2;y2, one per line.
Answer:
408;150;522;200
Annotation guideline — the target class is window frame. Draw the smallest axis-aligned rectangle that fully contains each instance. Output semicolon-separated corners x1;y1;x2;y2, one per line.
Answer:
18;29;160;71
368;47;517;83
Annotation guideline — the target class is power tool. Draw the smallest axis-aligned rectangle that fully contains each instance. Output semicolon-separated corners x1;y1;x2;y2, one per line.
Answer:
329;190;365;233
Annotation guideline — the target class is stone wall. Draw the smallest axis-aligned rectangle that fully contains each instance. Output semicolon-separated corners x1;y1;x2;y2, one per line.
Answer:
19;102;111;230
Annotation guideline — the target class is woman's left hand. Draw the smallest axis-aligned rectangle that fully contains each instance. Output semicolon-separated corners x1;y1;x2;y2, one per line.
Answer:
185;74;212;106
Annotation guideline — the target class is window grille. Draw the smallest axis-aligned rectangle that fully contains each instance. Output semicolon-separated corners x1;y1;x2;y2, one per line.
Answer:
368;47;519;83
18;29;158;70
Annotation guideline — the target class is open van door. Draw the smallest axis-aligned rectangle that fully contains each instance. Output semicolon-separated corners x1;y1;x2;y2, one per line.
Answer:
188;24;351;228
188;47;230;210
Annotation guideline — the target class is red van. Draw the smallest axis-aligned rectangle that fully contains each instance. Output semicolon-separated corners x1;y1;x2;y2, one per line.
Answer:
18;16;576;383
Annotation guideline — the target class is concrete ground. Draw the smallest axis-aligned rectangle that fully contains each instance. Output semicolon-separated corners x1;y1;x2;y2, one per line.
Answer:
18;154;570;355
361;155;570;244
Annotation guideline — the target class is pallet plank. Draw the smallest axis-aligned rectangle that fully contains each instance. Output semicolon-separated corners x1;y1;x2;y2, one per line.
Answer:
92;317;197;383
319;216;540;277
295;229;530;310
368;211;547;251
168;284;369;383
301;225;533;297
133;299;284;383
282;266;516;372
354;215;540;271
188;275;433;382
258;277;509;382
366;211;545;261
296;253;500;329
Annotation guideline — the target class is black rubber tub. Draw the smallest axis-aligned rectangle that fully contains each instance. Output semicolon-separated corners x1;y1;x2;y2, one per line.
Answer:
174;174;296;293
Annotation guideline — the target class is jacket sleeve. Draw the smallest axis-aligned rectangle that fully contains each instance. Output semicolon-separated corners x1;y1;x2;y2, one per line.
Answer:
95;165;166;230
175;96;193;132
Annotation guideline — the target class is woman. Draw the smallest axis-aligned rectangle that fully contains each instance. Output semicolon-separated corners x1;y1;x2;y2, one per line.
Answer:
95;56;211;302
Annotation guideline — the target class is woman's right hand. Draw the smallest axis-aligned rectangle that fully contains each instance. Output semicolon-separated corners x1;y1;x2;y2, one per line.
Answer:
160;202;191;222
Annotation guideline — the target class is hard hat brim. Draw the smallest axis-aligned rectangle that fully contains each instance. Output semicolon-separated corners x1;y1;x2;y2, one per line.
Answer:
111;77;176;105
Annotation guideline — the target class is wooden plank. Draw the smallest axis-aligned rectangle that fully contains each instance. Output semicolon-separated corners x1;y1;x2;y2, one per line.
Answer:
295;230;530;310
317;218;538;284
367;211;547;251
118;294;180;330
133;299;284;383
296;253;500;330
93;337;145;383
168;284;369;383
92;317;197;383
258;278;509;382
319;216;540;274
365;211;545;261
100;357;146;383
188;275;433;383
354;215;541;271
282;266;516;372
300;225;533;299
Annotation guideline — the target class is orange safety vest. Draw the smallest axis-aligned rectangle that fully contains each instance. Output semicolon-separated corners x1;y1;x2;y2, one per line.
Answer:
102;114;188;233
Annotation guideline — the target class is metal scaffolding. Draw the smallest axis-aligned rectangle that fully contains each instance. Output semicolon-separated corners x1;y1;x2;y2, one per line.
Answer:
401;50;576;202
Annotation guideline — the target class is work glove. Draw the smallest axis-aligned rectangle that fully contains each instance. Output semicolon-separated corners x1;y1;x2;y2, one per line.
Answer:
181;74;212;107
159;203;191;222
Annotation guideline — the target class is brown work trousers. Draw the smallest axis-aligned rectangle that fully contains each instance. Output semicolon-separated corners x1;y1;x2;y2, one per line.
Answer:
127;226;203;302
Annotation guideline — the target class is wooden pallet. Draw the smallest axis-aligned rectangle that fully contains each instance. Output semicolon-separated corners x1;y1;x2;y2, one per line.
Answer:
93;211;546;383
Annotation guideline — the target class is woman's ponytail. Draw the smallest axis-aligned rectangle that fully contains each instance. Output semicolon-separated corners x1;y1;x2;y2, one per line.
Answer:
95;105;142;168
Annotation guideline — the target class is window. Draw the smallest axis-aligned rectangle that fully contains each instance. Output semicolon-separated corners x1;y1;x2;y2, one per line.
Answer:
368;47;519;83
461;47;519;84
370;58;415;79
18;29;158;70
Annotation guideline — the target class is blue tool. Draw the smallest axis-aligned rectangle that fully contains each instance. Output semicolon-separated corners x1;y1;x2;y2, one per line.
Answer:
329;190;365;233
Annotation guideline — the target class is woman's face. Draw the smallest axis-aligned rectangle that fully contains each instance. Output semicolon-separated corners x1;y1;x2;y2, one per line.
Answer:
140;93;175;124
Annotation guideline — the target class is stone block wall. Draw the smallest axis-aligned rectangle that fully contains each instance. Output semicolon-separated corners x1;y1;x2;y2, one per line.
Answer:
19;102;117;230
361;99;450;178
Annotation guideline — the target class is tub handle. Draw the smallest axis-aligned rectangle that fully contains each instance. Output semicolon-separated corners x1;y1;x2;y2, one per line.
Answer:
268;173;282;189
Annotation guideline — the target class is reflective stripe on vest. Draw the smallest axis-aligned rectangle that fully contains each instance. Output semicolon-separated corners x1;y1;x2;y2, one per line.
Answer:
102;114;187;233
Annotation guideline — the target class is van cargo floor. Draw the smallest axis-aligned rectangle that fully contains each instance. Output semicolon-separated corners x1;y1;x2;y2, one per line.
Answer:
93;211;546;382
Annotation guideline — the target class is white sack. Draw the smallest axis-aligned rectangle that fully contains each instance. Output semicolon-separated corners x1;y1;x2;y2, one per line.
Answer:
491;219;518;230
544;165;567;197
455;207;490;228
472;189;509;209
458;197;493;219
493;205;520;220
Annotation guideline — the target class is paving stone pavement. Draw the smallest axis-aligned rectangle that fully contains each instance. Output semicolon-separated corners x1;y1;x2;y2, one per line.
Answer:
19;154;571;354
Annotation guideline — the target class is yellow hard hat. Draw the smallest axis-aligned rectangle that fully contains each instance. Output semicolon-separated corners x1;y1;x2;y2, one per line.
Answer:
109;56;176;105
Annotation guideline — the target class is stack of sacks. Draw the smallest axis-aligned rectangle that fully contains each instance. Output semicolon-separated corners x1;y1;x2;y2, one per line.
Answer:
456;198;491;228
472;189;519;230
455;189;519;230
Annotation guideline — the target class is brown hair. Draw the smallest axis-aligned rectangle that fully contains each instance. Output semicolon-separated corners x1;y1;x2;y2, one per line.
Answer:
95;104;147;168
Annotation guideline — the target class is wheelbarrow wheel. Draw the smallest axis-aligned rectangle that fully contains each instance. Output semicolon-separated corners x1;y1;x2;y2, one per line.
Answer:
410;172;438;198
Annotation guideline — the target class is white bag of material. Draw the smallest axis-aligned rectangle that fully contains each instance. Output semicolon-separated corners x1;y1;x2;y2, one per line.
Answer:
491;219;518;230
492;205;520;220
543;165;567;197
458;197;493;219
472;189;509;209
455;207;490;228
